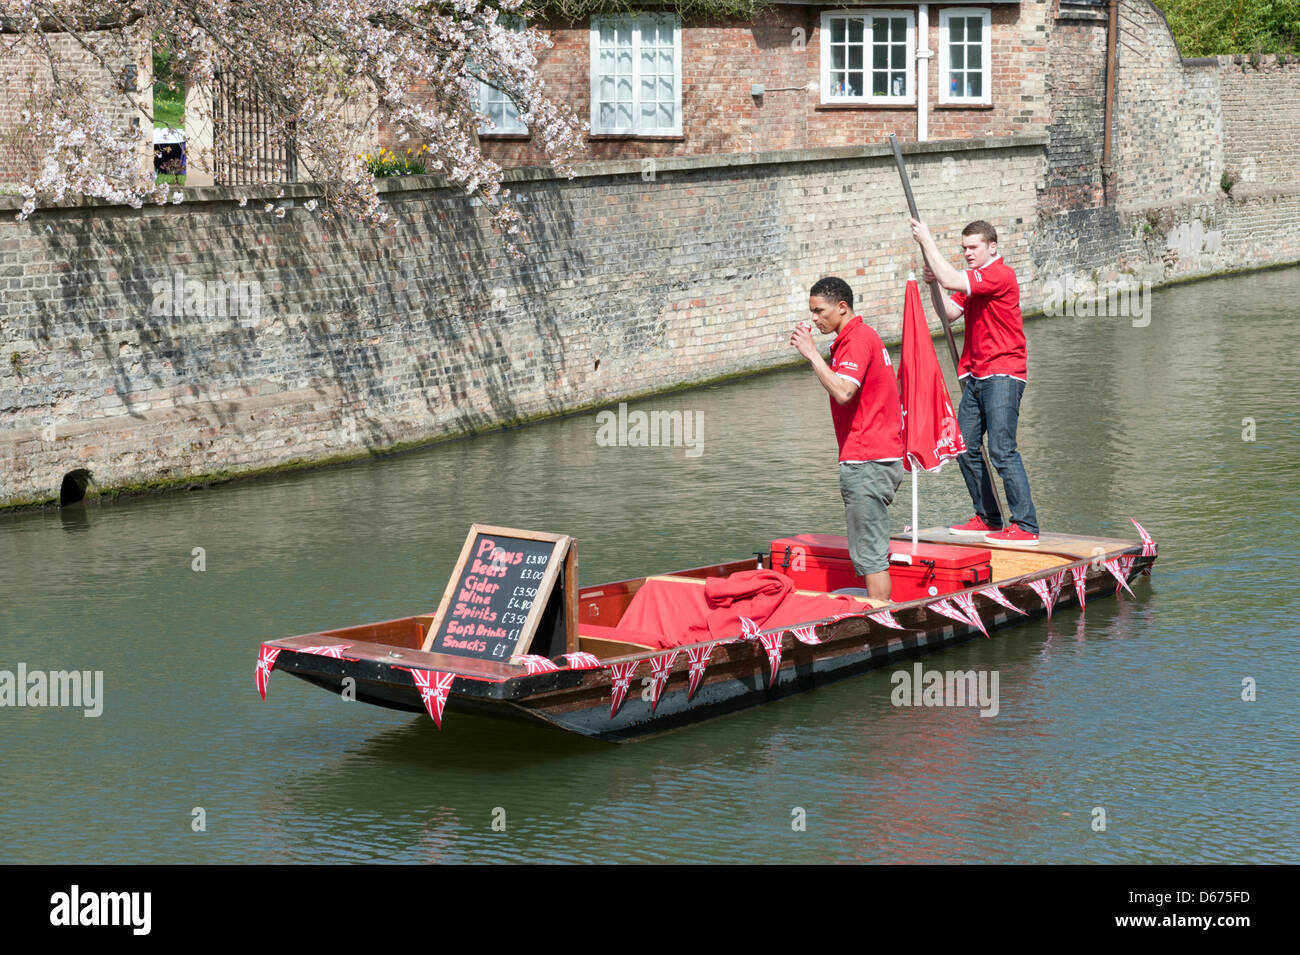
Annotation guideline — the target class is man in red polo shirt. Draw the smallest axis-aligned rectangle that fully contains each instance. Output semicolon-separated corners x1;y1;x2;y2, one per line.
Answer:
790;276;904;600
910;218;1040;546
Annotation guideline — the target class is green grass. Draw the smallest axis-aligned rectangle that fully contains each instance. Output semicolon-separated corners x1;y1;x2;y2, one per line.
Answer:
156;173;186;186
1152;0;1300;56
153;84;184;130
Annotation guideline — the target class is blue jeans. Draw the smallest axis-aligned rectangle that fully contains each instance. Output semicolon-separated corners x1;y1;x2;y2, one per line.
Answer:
956;376;1039;535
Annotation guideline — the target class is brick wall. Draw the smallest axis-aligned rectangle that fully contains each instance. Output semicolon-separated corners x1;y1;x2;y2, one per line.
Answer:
0;138;1043;508
379;4;1052;166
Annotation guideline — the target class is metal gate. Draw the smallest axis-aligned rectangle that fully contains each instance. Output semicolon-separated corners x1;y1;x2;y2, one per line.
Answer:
212;70;298;184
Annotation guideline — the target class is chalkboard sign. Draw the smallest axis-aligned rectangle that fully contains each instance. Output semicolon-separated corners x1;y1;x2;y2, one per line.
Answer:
421;525;577;662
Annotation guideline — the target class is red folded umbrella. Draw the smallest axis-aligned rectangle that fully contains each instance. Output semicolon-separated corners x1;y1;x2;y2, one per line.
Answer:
900;277;966;472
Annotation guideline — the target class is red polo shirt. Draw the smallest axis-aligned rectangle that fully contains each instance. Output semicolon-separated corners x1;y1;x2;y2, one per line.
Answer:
828;316;904;462
949;255;1028;380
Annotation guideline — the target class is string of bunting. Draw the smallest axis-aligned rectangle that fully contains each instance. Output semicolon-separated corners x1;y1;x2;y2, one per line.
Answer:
1070;565;1088;611
1106;555;1137;595
511;653;559;674
255;645;281;700
399;666;455;729
951;591;988;636
647;651;679;712
979;584;1025;615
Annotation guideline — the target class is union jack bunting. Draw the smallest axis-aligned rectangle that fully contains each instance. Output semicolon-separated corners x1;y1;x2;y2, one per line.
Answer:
294;644;358;660
1130;518;1157;557
978;584;1026;616
791;625;825;645
1070;565;1088;611
405;667;455;729
758;631;784;684
952;592;988;637
510;654;560;674
647;651;679;712
1106;555;1137;596
1047;570;1067;608
927;598;974;628
826;611;859;623
559;651;602;670
867;609;906;630
1027;578;1056;620
685;644;716;700
739;616;762;642
607;660;641;717
255;645;281;700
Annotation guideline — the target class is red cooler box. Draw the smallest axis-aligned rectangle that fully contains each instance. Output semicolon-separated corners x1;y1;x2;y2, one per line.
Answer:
769;533;992;603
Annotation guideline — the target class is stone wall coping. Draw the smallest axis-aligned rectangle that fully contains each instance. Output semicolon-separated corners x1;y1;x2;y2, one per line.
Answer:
0;134;1049;214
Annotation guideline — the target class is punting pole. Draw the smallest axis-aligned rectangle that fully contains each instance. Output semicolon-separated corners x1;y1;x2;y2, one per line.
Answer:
888;133;1007;529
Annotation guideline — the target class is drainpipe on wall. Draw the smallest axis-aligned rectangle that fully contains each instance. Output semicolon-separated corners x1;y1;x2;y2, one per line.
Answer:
917;4;933;141
1102;0;1118;202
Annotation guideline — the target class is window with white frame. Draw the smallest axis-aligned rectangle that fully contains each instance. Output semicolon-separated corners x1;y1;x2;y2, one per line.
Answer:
820;10;915;105
939;8;992;105
590;14;681;135
478;15;528;135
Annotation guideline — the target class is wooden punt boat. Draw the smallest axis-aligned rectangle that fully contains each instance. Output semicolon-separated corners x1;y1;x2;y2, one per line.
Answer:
255;526;1157;742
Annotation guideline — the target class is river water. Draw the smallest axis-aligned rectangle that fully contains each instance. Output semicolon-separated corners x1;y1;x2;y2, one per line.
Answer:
1;268;1297;864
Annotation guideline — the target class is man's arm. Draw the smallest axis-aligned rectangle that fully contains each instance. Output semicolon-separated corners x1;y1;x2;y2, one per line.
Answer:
922;264;965;324
910;218;969;296
790;325;860;405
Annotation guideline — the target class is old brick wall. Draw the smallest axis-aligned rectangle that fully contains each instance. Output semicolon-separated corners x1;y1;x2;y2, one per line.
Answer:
407;4;1052;168
0;138;1043;507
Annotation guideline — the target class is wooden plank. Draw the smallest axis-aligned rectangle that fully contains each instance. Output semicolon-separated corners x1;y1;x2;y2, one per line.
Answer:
899;527;1138;560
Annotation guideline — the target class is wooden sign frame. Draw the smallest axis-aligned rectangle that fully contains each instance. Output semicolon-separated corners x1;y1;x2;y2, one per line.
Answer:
422;524;578;658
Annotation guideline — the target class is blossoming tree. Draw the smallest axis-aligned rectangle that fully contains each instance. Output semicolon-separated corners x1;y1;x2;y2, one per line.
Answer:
0;0;586;246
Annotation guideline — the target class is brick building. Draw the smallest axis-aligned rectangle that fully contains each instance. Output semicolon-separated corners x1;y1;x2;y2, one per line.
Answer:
384;1;1053;164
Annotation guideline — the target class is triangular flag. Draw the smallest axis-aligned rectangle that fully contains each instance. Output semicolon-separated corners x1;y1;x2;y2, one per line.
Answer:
1070;565;1088;611
685;644;716;700
607;660;641;717
951;592;988;637
791;625;825;645
867;609;906;630
739;616;762;641
293;643;358;660
1130;518;1157;557
927;597;974;628
405;667;455;728
647;651;679;712
560;651;602;670
1106;556;1136;596
758;632;784;684
1027;578;1056;619
978;584;1026;615
511;653;559;674
255;645;281;700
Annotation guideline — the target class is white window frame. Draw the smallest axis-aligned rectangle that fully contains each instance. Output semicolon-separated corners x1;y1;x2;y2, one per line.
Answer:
938;8;992;106
819;9;916;106
589;13;683;136
478;15;529;135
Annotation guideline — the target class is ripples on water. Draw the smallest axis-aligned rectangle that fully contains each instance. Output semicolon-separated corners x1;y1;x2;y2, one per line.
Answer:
1;270;1297;863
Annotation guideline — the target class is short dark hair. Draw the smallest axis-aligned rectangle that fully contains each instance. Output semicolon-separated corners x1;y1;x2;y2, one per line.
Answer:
809;276;854;311
962;220;998;245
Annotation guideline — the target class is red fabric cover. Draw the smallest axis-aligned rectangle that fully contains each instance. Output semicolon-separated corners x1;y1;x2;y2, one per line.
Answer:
899;278;966;472
576;623;660;648
616;570;870;649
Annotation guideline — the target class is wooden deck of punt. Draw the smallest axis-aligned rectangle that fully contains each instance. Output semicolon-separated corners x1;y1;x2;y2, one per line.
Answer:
265;529;1155;742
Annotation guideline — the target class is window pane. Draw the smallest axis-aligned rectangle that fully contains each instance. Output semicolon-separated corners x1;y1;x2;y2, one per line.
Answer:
967;18;982;42
891;72;905;96
952;46;964;70
967;73;981;98
848;17;863;43
618;76;632;99
891;17;905;35
872;71;888;96
832;18;845;43
891;43;904;69
618;49;632;72
642;49;655;74
641;76;654;101
832;46;845;70
848;72;863;96
658;76;672;98
600;103;613;126
618;103;632;127
969;44;982;70
873;19;888;42
600;75;613;100
873;44;887;70
660;50;672;72
659;103;673;125
950;19;964;42
848;46;862;70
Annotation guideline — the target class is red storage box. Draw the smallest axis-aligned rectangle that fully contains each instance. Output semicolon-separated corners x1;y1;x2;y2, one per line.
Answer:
768;533;992;603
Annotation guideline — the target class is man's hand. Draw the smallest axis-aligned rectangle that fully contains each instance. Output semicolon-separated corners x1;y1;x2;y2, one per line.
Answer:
790;322;818;361
921;263;936;284
910;217;934;248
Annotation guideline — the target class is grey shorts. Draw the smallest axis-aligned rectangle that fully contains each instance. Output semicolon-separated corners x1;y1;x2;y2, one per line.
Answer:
839;460;905;576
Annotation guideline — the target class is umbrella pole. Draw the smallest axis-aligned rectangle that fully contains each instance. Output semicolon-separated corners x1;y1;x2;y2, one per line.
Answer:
888;134;1008;529
911;465;919;548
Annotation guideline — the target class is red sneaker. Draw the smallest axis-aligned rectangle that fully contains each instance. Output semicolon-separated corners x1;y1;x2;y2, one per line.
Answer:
950;516;998;536
984;524;1040;546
